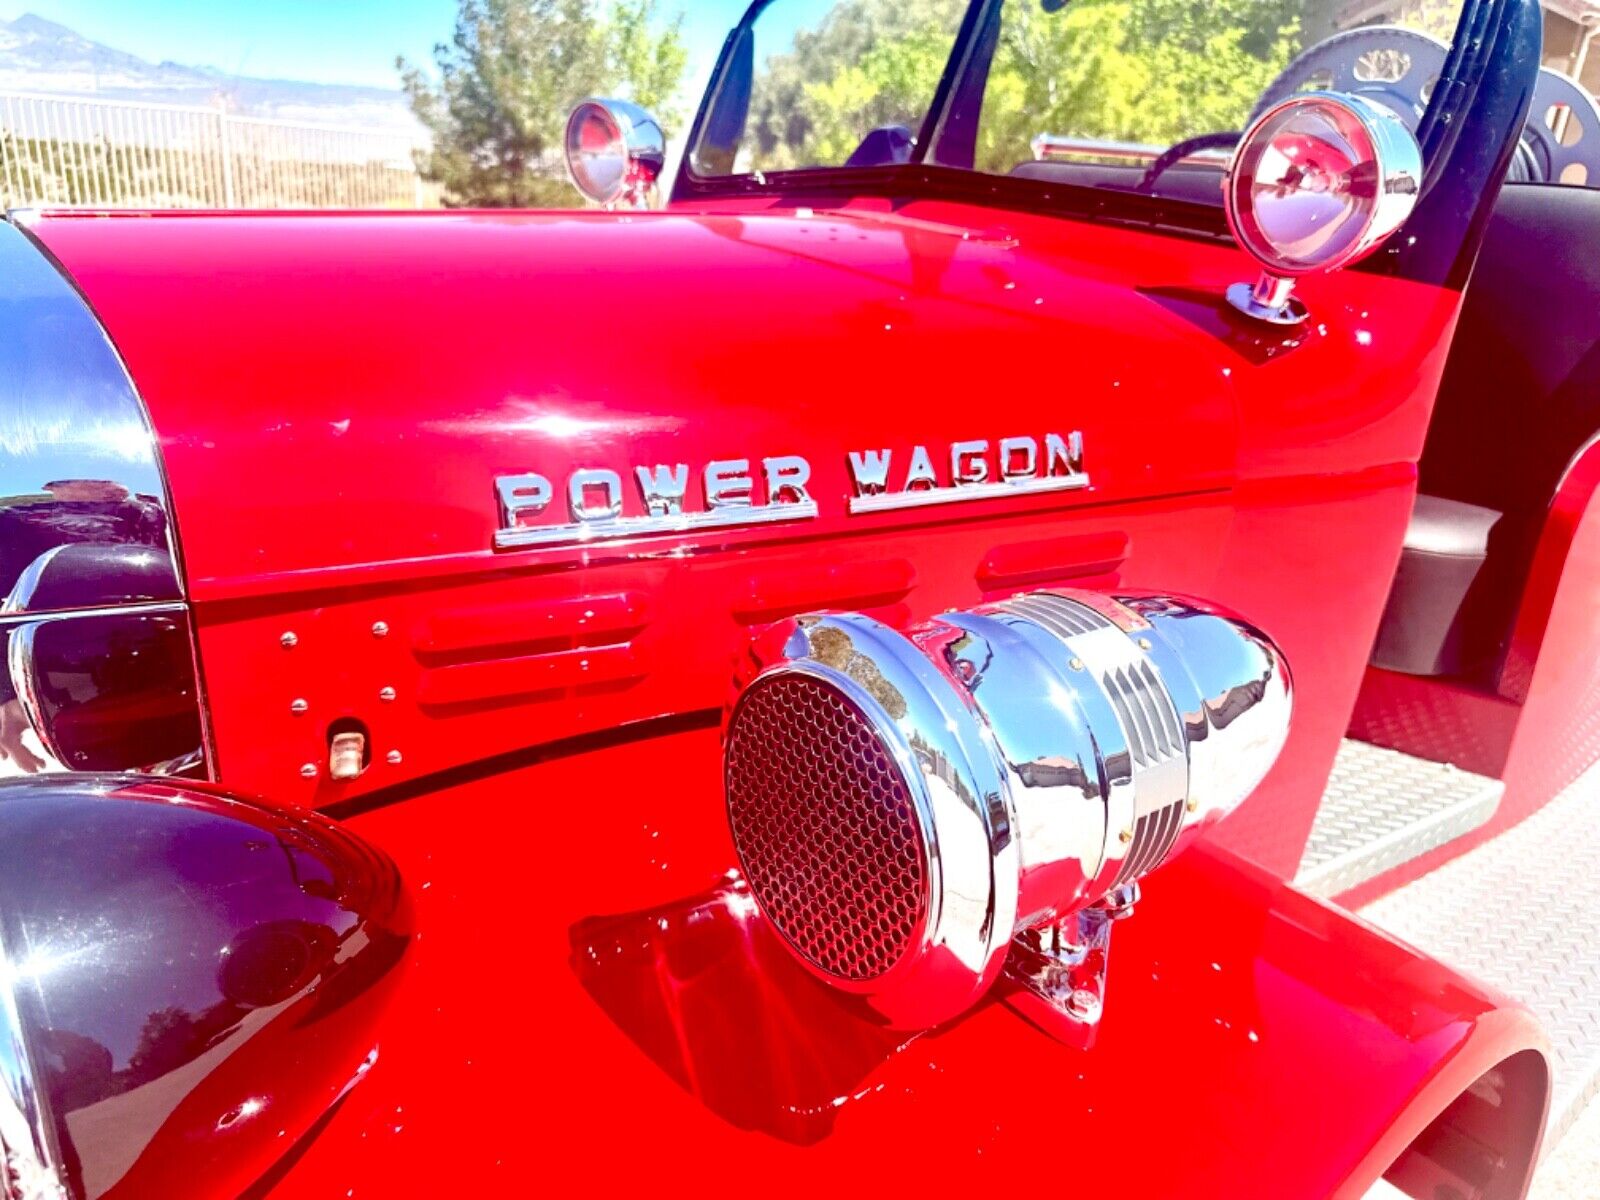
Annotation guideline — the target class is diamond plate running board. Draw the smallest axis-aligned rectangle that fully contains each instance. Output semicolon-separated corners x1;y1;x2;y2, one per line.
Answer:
1360;765;1600;1149
1297;739;1503;898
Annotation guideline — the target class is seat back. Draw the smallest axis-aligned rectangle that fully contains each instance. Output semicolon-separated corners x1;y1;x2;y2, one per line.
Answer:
1417;183;1600;671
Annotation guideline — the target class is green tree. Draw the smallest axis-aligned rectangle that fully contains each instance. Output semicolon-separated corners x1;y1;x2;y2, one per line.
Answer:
976;0;1301;171
745;0;966;170
606;0;689;118
1398;0;1466;40
739;0;1305;176
399;0;687;207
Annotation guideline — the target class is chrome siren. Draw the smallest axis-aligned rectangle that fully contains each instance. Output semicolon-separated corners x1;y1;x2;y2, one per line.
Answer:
723;590;1290;1039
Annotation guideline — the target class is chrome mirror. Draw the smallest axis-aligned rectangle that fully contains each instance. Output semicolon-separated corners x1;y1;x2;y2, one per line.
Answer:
565;99;666;209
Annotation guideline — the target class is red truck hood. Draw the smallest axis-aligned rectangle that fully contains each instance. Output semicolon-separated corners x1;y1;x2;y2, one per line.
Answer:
30;204;1258;589
28;203;1455;590
28;204;1457;882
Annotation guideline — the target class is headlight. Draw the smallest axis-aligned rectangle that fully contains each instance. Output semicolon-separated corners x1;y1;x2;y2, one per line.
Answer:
0;776;408;1200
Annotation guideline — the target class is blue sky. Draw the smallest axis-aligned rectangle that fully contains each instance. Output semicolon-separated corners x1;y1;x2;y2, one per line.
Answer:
0;1;758;93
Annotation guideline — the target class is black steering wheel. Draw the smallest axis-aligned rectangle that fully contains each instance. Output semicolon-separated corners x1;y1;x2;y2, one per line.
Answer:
1139;25;1600;193
1137;132;1242;193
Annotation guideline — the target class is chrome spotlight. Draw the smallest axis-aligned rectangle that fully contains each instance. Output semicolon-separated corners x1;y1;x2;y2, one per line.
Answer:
724;590;1290;1039
564;98;666;209
1223;91;1423;324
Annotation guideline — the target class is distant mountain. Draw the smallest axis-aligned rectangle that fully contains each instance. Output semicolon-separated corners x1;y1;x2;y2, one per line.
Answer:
0;12;423;138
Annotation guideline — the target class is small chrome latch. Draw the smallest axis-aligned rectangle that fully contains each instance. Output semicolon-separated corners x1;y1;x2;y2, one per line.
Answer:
329;731;367;781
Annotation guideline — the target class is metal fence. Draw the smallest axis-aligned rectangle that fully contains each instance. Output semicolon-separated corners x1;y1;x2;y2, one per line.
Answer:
0;91;431;210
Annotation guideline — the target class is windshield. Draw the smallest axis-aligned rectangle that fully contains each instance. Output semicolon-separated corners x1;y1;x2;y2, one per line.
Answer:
692;0;969;176
686;0;1582;202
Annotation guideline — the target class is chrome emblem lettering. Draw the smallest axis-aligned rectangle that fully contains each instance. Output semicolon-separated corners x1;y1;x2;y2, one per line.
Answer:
495;456;819;551
847;449;892;497
494;432;1086;551
847;432;1088;514
567;468;624;522
634;464;689;517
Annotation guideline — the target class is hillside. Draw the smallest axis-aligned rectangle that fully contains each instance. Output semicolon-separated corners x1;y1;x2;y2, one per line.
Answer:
0;12;422;136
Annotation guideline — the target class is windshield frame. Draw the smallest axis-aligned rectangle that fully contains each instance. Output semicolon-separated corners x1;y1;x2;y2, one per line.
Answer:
681;0;982;178
671;0;1542;289
674;0;1241;240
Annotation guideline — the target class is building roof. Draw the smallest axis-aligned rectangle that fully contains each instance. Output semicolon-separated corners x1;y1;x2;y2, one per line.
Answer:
1336;0;1600;26
1545;0;1600;23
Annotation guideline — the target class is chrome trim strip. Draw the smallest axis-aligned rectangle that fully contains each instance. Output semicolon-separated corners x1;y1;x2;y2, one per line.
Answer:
4;626;47;765
1553;429;1600;501
848;472;1090;514
0;601;188;630
494;500;820;551
0;550;66;618
2;605;207;777
0;221;186;615
1031;134;1228;167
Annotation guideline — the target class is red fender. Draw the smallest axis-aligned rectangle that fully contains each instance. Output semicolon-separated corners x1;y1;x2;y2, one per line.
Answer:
1348;436;1600;906
256;723;1548;1199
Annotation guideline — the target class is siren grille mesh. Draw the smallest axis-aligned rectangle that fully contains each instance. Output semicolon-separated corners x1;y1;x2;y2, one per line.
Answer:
725;673;928;982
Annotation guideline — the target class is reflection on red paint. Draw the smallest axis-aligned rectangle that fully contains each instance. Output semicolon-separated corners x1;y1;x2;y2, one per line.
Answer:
571;877;921;1145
